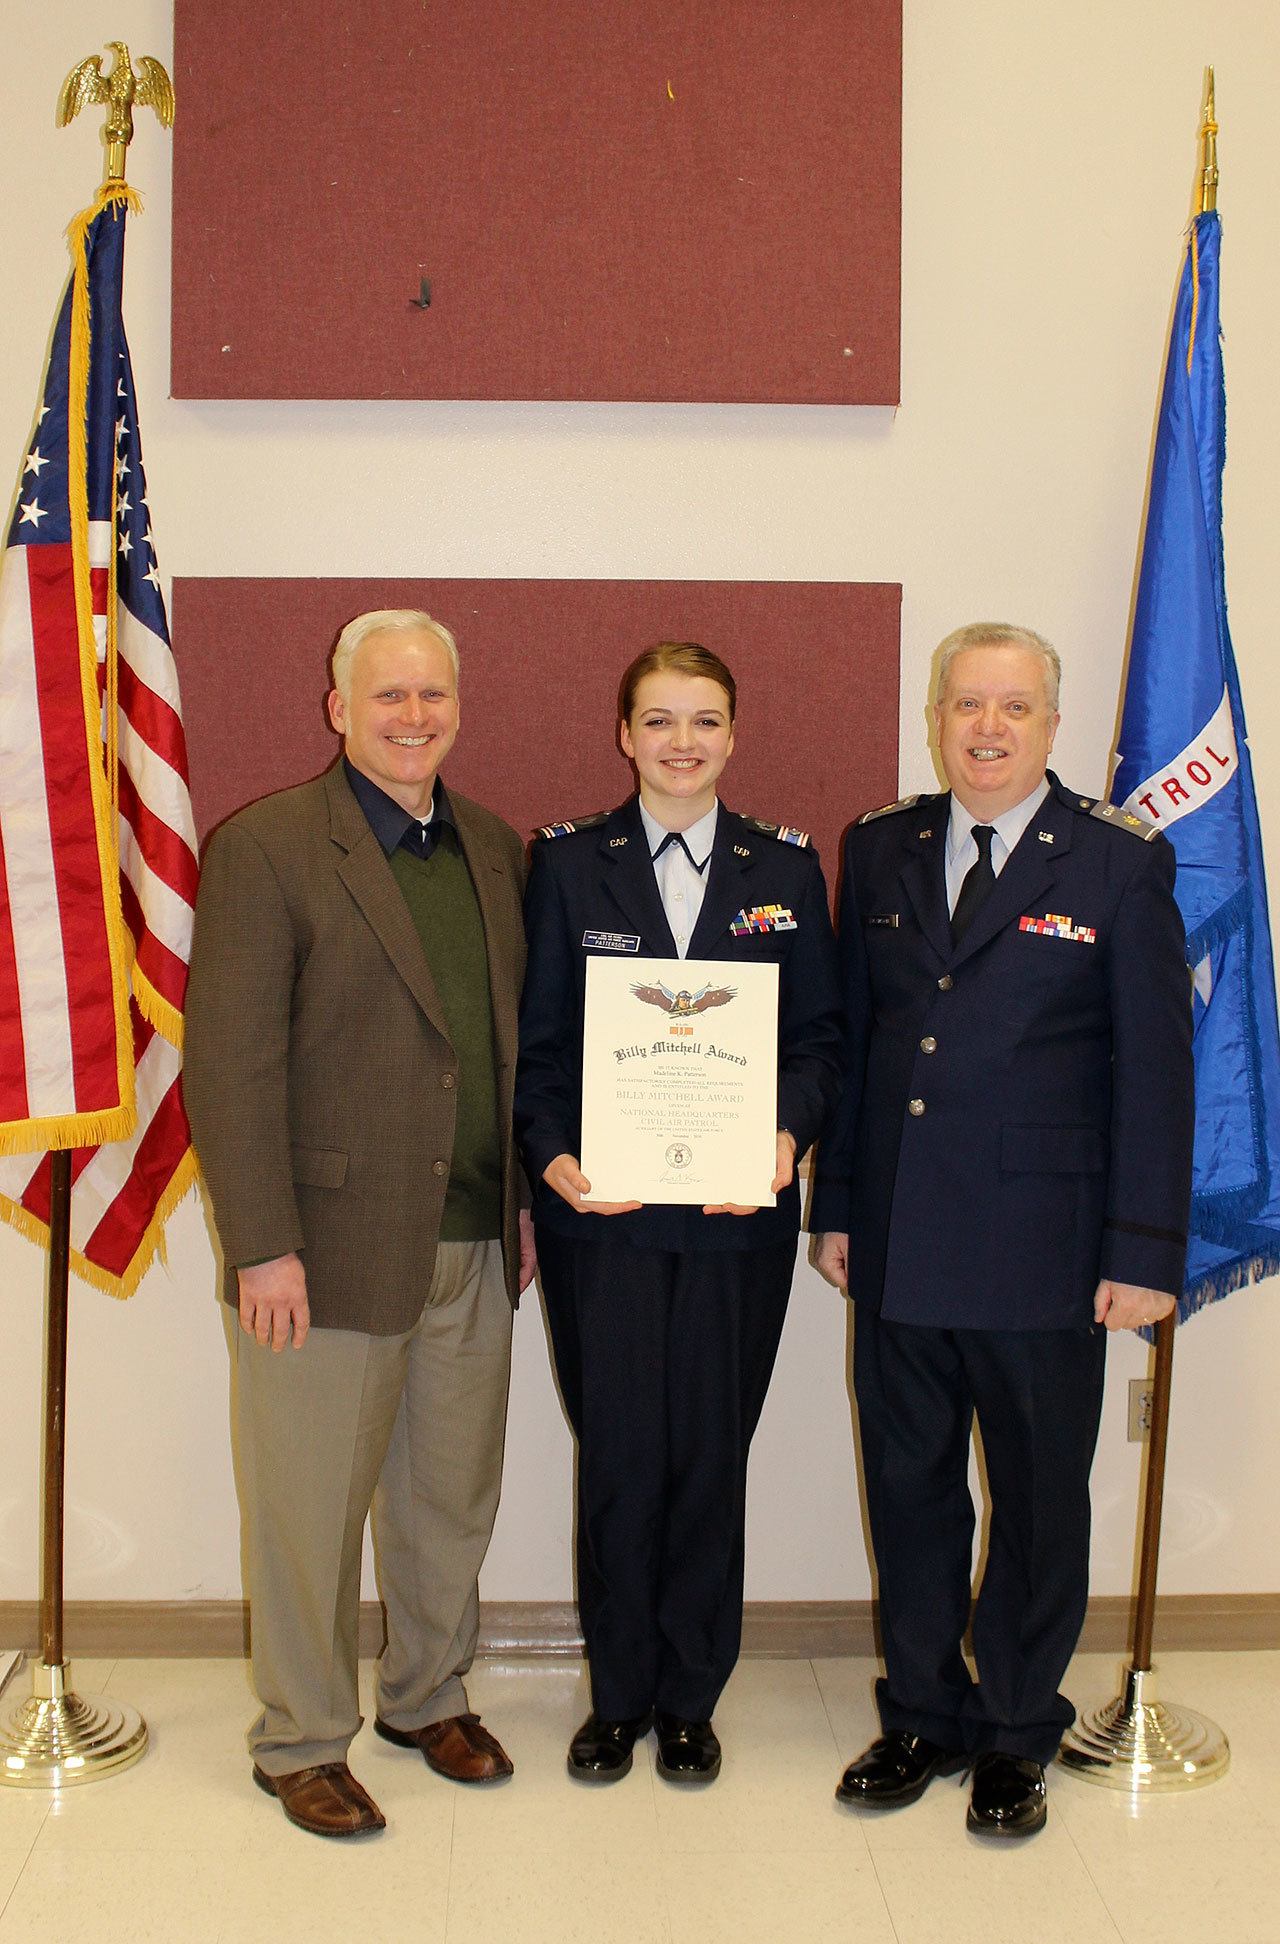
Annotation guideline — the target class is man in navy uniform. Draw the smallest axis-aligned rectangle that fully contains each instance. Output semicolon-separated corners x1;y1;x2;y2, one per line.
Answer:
813;622;1194;1838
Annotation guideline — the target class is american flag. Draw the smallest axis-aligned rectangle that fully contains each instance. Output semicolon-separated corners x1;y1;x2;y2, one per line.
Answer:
0;188;198;1296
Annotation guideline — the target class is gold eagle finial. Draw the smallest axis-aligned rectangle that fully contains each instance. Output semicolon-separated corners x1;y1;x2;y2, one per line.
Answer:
58;42;175;184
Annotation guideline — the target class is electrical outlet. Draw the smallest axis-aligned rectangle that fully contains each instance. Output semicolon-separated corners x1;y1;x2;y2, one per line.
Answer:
1128;1379;1155;1441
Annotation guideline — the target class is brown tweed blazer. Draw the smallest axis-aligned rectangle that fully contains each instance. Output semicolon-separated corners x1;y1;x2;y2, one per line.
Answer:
184;762;527;1334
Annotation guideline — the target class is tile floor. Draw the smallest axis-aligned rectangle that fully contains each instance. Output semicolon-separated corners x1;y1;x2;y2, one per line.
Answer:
0;1649;1275;1942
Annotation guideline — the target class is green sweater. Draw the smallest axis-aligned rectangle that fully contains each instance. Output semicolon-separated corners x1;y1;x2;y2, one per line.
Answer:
389;833;501;1241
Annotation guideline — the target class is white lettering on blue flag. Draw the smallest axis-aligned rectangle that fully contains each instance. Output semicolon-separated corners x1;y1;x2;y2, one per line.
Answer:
1121;685;1238;830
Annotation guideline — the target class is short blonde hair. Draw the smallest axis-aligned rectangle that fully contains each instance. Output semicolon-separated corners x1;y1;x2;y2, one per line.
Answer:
331;608;459;700
935;622;1060;712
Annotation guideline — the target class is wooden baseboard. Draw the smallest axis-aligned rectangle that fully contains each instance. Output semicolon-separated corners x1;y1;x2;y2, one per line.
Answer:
1072;1594;1280;1654
0;1593;1275;1659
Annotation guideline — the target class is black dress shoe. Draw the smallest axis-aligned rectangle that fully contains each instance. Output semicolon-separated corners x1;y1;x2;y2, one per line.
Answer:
654;1714;721;1783
835;1731;967;1808
966;1752;1048;1837
567;1711;651;1782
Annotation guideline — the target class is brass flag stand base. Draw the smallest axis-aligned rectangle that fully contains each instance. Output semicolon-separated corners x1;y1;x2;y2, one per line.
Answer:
0;1660;147;1789
1059;1663;1229;1795
1058;1294;1229;1798
0;1155;148;1792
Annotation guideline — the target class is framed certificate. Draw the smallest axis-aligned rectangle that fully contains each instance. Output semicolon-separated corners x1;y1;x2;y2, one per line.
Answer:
580;957;779;1207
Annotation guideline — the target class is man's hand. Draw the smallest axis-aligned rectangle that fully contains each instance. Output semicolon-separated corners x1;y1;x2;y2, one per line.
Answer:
543;1153;642;1216
517;1208;538;1292
704;1131;797;1217
1093;1279;1176;1333
238;1252;310;1351
814;1231;850;1291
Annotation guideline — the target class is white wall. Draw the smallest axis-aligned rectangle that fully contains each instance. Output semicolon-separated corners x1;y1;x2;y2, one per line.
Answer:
2;1;1277;1610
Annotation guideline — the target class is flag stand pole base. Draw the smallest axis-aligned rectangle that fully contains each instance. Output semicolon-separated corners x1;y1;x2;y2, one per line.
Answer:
1057;1662;1229;1796
0;1657;147;1789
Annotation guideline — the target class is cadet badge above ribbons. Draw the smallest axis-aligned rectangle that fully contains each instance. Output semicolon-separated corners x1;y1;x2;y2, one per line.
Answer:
730;905;797;936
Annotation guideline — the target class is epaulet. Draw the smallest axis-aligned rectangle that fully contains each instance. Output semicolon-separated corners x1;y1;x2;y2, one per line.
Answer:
534;812;608;840
743;816;811;849
858;793;924;825
1080;798;1161;843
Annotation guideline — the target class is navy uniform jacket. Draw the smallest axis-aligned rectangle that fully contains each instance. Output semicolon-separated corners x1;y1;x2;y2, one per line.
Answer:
810;773;1194;1330
516;796;843;1254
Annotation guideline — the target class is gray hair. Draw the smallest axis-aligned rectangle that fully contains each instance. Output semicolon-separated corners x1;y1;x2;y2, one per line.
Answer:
934;622;1061;712
331;608;460;699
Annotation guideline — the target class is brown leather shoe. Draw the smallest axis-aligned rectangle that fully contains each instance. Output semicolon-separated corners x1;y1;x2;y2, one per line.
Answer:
252;1761;386;1837
374;1711;514;1783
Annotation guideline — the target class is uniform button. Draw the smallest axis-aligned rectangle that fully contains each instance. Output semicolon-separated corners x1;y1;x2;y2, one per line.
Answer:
920;1037;937;1054
937;974;953;991
908;1098;925;1116
441;1072;456;1089
432;1159;448;1177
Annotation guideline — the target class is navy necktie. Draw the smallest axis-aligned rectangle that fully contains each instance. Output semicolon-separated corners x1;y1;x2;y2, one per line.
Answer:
951;824;996;944
652;830;710;875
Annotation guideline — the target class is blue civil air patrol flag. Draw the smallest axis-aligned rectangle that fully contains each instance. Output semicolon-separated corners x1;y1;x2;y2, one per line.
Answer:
1111;210;1280;1320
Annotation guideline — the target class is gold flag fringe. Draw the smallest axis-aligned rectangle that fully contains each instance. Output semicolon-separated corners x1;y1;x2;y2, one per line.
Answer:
134;970;185;1051
0;1102;136;1158
1186;217;1201;377
63;183;142;1137
0;1147;200;1301
64;182;142;246
67;182;186;1063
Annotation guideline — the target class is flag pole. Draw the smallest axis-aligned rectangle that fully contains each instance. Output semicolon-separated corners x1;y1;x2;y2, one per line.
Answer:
40;1152;72;1676
0;43;177;1792
1129;1315;1175;1676
0;1154;147;1786
1057;71;1229;1797
1198;66;1218;214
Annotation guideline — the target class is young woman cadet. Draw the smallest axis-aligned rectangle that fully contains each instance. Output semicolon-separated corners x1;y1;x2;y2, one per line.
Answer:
516;642;842;1783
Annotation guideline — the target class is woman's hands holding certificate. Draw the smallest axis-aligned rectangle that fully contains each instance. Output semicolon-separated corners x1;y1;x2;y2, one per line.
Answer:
546;1131;794;1217
702;1130;796;1217
543;1153;643;1216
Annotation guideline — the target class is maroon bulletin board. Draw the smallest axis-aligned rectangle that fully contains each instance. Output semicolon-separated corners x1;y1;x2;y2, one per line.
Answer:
171;1;901;405
170;579;900;878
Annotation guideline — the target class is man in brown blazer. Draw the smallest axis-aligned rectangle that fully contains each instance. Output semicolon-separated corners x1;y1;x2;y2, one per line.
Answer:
185;609;533;1839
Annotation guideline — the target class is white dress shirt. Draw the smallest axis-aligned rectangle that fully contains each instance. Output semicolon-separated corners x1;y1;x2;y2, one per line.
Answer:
944;778;1050;916
640;800;719;958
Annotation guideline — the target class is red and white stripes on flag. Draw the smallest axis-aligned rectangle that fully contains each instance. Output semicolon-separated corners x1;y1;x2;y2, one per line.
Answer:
0;187;198;1296
0;534;131;1141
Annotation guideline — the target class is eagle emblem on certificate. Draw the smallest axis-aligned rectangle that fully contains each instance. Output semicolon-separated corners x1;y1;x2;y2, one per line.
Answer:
631;980;737;1016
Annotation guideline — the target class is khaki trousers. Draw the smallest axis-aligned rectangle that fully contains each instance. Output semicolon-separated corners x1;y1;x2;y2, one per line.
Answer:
227;1239;513;1775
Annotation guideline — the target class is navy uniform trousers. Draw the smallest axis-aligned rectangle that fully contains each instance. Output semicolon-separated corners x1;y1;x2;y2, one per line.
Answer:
517;795;843;1722
539;1228;796;1721
855;1308;1106;1763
